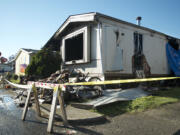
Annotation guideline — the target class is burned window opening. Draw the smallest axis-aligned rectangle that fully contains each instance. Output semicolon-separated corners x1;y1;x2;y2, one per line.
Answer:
65;33;84;62
134;32;143;55
62;26;90;65
115;31;120;47
133;32;143;70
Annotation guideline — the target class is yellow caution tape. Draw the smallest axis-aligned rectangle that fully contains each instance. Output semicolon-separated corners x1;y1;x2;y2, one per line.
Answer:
64;77;180;86
53;86;59;92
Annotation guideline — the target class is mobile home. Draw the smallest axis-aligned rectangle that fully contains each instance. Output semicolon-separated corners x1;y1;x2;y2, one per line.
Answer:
44;12;180;81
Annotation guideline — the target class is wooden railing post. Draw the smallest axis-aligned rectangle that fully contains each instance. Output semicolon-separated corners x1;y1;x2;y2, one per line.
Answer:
47;85;69;133
58;86;68;126
32;84;41;117
22;85;32;121
47;86;58;133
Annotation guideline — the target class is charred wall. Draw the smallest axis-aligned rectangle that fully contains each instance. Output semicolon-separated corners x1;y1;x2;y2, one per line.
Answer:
43;22;95;51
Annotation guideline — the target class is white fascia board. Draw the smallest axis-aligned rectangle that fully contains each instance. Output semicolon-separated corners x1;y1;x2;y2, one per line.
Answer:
70;13;96;22
62;26;90;64
15;49;31;62
21;49;30;55
54;13;96;38
14;50;22;61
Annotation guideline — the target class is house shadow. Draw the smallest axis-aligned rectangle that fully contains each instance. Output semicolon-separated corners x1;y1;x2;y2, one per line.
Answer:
25;116;106;135
24;119;47;126
173;129;180;135
52;111;109;135
151;85;180;100
68;116;109;126
52;124;103;135
26;104;109;134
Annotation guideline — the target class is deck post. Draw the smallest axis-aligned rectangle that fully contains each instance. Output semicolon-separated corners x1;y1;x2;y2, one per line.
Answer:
58;86;68;126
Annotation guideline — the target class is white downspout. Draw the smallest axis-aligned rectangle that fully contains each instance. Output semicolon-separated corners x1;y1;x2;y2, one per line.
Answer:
98;22;105;81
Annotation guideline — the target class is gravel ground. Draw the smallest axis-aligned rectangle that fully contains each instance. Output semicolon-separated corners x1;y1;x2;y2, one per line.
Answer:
1;88;180;135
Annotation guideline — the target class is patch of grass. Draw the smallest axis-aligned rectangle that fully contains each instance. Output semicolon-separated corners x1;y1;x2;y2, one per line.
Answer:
93;101;132;116
10;78;20;84
93;87;180;117
130;96;177;112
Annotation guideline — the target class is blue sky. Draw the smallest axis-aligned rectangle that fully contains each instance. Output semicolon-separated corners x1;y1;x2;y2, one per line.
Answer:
0;0;180;59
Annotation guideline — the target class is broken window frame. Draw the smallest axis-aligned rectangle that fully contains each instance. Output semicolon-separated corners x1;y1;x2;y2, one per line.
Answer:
62;26;90;65
134;32;143;55
133;32;143;70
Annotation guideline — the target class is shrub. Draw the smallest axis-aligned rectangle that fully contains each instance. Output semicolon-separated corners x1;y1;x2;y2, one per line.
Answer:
12;74;18;80
5;73;12;80
25;48;61;80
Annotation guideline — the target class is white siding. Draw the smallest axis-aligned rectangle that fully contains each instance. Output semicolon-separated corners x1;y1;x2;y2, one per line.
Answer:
143;34;169;74
100;17;169;75
15;51;31;76
64;25;104;78
102;26;123;71
61;16;171;79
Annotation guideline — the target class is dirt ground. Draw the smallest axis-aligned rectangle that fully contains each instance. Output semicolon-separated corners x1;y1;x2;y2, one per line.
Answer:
1;88;180;135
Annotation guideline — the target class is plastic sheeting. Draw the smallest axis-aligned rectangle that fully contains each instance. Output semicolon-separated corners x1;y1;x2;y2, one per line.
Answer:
166;43;180;76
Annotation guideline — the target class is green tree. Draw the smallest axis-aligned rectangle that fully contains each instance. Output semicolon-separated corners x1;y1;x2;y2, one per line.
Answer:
25;48;61;79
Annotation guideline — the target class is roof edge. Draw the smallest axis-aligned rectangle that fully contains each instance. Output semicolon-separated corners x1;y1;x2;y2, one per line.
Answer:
54;12;97;38
95;12;179;40
15;48;39;61
44;12;180;48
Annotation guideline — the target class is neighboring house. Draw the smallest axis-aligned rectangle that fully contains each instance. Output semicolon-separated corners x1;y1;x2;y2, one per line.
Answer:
6;58;15;73
44;12;180;81
0;64;12;74
15;48;38;76
0;53;13;74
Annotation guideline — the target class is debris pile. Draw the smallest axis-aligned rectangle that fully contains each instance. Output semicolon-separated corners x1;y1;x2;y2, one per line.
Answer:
13;88;53;107
13;89;32;107
13;69;103;107
38;70;69;83
39;69;102;100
